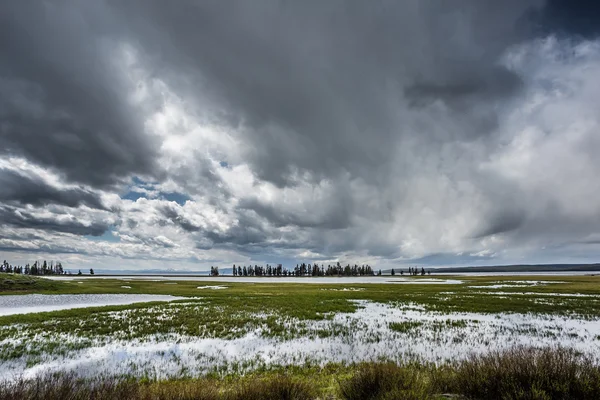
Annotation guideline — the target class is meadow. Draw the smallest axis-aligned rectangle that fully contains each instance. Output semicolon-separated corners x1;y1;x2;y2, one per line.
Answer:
2;273;600;399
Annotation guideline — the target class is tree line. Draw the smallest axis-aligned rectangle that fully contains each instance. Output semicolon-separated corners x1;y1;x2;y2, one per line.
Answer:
209;262;430;277
0;260;97;276
391;266;430;276
1;260;66;275
227;262;376;277
1;259;429;278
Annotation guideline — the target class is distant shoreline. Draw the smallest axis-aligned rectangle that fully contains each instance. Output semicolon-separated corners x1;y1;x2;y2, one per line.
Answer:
78;263;600;276
429;263;600;273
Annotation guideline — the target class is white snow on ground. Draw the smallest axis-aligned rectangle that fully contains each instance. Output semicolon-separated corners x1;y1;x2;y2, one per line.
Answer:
0;294;187;316
470;285;526;289
47;276;464;284
474;292;599;298
2;300;600;380
197;286;228;290
469;281;567;289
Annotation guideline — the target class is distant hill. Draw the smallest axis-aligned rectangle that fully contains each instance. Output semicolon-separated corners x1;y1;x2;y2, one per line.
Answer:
428;264;600;273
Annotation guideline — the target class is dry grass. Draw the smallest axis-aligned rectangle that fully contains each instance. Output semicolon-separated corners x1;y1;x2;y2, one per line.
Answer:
2;347;600;399
338;347;600;400
338;362;433;400
451;346;600;399
0;373;139;400
231;375;316;400
0;373;316;400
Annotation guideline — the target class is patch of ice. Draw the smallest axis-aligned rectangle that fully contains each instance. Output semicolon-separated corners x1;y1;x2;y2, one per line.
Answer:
385;278;464;285
0;294;187;316
470;281;566;289
121;286;132;289
48;276;464;285
4;300;600;381
470;284;534;289
475;292;599;298
197;286;227;290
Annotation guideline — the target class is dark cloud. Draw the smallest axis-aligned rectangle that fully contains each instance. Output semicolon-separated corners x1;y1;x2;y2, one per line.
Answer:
411;252;496;266
238;198;351;230
158;203;201;232
474;210;526;238
538;0;600;37
0;2;160;188
112;0;544;186
0;205;110;236
0;242;81;255
404;66;523;106
0;169;106;209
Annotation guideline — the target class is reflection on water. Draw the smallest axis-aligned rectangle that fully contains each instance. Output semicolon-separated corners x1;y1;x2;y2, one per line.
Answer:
0;294;186;316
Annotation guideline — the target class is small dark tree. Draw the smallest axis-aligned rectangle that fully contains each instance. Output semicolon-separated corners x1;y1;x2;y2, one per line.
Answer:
391;268;395;276
90;268;95;275
77;270;82;276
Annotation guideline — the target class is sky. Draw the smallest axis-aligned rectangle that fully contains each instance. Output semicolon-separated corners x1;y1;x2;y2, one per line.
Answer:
1;1;600;272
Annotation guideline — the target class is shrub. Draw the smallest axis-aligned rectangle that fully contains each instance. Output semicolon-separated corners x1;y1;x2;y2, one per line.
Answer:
0;373;315;400
452;346;600;400
139;379;219;400
0;373;138;400
338;362;433;400
229;375;316;400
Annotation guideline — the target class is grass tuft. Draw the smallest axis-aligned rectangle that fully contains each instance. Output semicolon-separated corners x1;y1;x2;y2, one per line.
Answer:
450;346;600;399
338;362;432;400
0;373;316;400
0;373;138;400
231;375;316;400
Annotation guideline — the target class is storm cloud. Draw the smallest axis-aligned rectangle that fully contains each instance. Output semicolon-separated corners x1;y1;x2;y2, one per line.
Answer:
2;1;600;271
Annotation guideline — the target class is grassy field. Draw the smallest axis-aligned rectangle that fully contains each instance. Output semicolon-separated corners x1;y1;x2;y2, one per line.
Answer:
0;273;64;293
2;273;600;398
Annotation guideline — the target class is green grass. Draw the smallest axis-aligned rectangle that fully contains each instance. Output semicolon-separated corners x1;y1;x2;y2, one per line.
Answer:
0;274;64;292
389;321;424;333
2;274;600;315
3;274;599;332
